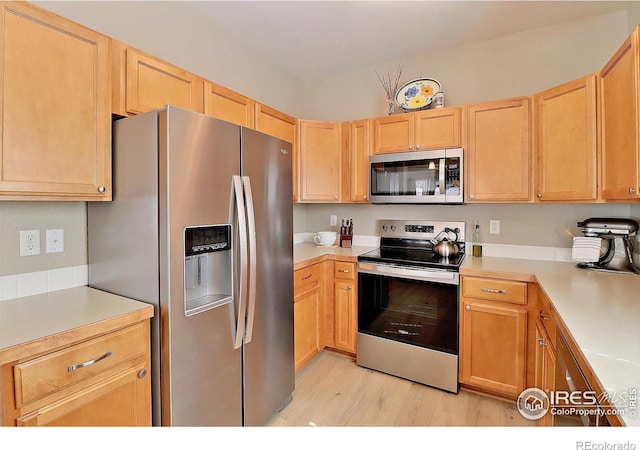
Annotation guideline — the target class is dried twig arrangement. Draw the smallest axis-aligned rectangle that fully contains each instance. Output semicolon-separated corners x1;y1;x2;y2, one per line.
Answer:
376;65;404;114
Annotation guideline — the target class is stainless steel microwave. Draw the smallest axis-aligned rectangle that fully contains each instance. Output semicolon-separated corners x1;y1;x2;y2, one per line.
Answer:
369;148;463;204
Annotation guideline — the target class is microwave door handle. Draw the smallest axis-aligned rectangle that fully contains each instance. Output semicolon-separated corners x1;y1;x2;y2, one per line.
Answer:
438;158;446;196
231;175;249;350
242;176;257;344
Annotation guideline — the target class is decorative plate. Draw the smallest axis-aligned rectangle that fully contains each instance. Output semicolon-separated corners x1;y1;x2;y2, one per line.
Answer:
395;78;441;110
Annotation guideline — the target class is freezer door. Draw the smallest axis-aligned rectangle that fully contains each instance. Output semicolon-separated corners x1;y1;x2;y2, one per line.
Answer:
241;128;294;426
159;107;243;426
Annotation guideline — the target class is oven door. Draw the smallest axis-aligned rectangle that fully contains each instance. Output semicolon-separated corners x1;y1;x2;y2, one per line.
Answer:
357;262;459;355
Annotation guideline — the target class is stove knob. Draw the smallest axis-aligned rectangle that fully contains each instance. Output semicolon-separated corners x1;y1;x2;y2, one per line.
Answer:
390;225;396;232
382;224;388;231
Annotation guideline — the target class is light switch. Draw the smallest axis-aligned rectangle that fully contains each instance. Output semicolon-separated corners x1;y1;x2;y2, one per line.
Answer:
46;229;64;253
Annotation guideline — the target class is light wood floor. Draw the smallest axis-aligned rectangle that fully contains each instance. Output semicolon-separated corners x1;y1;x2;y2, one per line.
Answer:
267;350;535;427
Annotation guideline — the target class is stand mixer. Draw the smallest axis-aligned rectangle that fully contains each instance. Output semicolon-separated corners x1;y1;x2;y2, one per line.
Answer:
575;217;640;274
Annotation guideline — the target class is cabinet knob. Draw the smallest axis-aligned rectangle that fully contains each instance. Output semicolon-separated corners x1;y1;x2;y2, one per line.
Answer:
408;145;413;150
363;195;367;200
334;196;338;200
138;369;147;379
469;194;475;199
347;286;353;290
537;193;542;199
629;187;637;194
98;186;107;194
416;145;420;150
465;305;471;311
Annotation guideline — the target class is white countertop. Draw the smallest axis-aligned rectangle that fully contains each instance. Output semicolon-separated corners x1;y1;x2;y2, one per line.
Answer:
293;242;377;268
0;286;153;364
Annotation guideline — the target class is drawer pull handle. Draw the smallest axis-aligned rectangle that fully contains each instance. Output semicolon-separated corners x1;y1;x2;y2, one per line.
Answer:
537;337;546;347
481;288;506;294
338;269;351;273
539;310;550;321
68;350;113;372
301;274;312;281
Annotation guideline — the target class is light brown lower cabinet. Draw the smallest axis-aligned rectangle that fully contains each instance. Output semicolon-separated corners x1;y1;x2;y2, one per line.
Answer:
293;260;358;371
2;320;152;426
459;276;528;399
293;263;324;370
534;317;556;427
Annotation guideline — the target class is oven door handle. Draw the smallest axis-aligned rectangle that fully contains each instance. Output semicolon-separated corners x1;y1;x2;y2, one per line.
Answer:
358;262;459;285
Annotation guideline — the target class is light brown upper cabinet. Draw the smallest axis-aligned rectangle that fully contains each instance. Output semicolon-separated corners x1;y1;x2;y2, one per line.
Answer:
298;120;342;202
0;2;111;201
112;42;204;116
203;82;255;128
600;26;640;201
372;107;462;154
534;75;598;202
466;98;532;202
254;102;296;143
347;119;372;203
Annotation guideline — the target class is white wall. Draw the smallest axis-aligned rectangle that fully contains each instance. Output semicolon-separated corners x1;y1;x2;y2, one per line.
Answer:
300;10;629;121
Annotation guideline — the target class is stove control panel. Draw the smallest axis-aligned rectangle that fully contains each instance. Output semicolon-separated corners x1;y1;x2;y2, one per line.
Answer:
378;220;466;242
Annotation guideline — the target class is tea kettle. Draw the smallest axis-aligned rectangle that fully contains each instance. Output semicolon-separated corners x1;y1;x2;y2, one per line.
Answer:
431;227;460;257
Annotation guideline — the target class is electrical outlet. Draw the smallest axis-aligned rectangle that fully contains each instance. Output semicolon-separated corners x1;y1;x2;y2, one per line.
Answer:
19;229;41;256
46;229;64;253
489;220;500;235
330;215;337;227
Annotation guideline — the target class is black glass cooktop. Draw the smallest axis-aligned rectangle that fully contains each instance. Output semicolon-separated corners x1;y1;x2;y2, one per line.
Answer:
358;241;465;271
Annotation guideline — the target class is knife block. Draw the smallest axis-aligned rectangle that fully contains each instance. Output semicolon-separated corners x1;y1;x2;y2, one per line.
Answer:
339;234;352;248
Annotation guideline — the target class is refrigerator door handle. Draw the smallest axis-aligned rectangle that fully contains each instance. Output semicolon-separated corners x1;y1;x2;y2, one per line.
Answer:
242;176;257;344
232;175;249;350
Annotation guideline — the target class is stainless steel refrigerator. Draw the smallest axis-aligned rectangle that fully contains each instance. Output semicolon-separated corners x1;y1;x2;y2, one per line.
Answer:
87;106;294;426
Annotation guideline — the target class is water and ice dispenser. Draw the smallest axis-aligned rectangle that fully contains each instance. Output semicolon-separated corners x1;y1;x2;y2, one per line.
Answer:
184;225;232;316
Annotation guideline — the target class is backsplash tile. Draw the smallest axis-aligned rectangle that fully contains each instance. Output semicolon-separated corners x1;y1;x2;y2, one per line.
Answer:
0;265;88;302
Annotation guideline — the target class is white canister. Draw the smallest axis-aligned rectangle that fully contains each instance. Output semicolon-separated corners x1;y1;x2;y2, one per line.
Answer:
433;91;444;108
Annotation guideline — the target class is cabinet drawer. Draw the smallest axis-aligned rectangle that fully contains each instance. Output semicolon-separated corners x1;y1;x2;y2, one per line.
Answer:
462;277;527;305
294;263;323;295
13;322;147;407
334;262;355;280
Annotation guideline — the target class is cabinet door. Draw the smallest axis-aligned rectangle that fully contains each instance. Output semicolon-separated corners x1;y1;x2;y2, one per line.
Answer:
333;280;357;354
600;28;640;200
349;119;372;202
254;103;296;143
466;98;532;202
373;114;414;154
0;2;111;200
294;287;320;371
298;120;341;202
126;48;204;115
204;82;255;128
535;75;598;201
414;107;462;150
16;363;151;426
460;298;527;398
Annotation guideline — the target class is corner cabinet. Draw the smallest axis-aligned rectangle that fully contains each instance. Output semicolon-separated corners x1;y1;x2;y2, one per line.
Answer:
600;26;640;201
460;276;528;398
534;75;598;202
0;2;111;201
466;97;532;202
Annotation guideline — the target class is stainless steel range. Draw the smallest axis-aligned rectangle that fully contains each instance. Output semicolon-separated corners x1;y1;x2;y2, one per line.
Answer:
357;219;466;393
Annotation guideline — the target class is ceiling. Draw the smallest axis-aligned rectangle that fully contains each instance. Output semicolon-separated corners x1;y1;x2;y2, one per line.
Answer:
190;1;635;81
